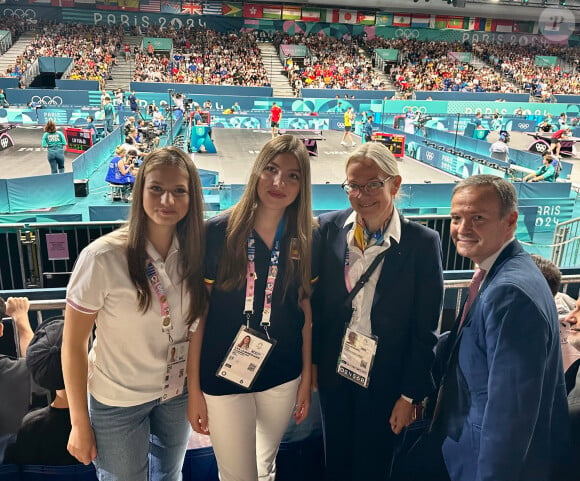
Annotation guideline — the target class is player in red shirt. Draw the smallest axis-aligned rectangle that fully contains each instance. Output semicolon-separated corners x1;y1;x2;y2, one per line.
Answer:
269;102;282;138
551;127;571;157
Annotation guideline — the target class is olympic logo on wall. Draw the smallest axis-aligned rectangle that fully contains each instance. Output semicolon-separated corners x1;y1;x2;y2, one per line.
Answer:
517;123;530;129
337;122;345;128
395;29;420;39
30;95;63;106
2;8;36;19
403;106;427;114
425;151;434;161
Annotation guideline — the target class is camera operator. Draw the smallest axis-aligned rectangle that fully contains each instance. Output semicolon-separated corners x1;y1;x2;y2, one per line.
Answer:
137;120;160;151
122;128;146;159
172;93;184;114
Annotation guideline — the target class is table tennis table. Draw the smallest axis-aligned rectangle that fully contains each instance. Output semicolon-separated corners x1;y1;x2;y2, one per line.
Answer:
526;132;580;157
278;129;325;157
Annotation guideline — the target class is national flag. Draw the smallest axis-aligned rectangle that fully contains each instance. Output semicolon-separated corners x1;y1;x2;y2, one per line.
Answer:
467;18;480;30
74;0;95;7
282;6;301;21
484;19;493;31
411;14;430;28
357;13;375;26
161;0;180;13
243;3;263;18
434;16;448;29
96;0;118;10
301;8;320;22
493;19;513;33
375;13;391;26
139;0;159;12
262;5;281;19
323;8;336;24
338;9;357;24
447;17;464;29
202;1;221;15
117;0;138;10
52;0;74;6
182;1;201;14
222;2;242;16
392;14;411;27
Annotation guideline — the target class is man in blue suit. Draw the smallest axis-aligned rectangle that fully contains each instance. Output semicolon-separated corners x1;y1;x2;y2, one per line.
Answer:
433;174;570;481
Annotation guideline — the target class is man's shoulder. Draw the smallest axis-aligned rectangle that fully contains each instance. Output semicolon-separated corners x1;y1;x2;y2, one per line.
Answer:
0;355;27;379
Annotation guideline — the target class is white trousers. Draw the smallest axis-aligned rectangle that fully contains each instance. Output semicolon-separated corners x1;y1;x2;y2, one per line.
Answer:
204;377;300;481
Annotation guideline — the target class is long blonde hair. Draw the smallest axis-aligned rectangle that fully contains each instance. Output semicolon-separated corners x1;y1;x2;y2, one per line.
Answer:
217;135;314;300
124;146;208;326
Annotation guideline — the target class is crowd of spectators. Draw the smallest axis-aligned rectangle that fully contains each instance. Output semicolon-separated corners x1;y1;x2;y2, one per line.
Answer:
132;26;270;86
273;32;387;93
472;41;580;98
0;22;122;88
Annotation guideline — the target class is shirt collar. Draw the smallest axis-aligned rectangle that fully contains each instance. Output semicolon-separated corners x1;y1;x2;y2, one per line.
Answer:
343;209;402;245
146;235;180;262
477;237;515;273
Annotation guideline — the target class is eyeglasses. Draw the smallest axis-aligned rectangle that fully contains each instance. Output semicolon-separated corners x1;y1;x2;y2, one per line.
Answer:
341;178;390;195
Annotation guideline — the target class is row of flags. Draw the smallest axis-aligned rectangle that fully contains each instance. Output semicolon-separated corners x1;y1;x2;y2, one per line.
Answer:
19;0;537;32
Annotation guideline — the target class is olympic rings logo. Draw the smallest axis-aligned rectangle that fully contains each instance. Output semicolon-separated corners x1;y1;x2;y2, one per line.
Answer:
395;29;419;39
337;122;345;128
0;136;10;149
2;8;36;18
425;151;434;161
30;95;63;106
518;123;530;129
403;106;427;114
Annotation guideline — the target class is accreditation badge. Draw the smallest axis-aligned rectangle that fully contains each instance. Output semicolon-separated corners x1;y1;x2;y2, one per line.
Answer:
336;325;378;388
216;325;276;389
161;340;189;402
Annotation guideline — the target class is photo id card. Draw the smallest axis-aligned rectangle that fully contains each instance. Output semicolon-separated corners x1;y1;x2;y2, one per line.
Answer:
336;326;378;388
216;326;276;389
161;341;188;402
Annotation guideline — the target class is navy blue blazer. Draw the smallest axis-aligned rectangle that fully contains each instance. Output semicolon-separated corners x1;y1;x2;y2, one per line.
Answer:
436;240;570;481
312;208;444;403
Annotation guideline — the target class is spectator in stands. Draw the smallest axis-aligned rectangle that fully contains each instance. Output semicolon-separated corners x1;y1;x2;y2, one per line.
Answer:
313;143;443;481
0;297;32;464
103;96;115;135
269;101;282;139
341;107;356;146
63;147;207;479
41;120;67;175
5;316;79;466
524;153;557;182
551;127;571;158
188;135;313;481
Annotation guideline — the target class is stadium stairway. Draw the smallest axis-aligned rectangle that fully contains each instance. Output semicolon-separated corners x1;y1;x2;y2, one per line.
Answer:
257;42;294;97
105;35;142;92
0;32;36;82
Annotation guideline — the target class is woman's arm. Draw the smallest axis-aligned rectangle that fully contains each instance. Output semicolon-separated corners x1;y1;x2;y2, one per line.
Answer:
187;285;211;435
294;297;312;424
117;158;131;175
62;304;98;465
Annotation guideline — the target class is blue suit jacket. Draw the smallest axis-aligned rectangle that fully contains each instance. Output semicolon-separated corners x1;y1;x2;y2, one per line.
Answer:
436;241;570;481
312;208;443;403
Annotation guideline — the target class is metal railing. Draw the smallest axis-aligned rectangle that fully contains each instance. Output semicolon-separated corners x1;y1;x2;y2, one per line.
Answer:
552;216;580;268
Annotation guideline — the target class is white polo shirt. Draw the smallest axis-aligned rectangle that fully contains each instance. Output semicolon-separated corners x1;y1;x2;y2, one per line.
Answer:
66;232;192;407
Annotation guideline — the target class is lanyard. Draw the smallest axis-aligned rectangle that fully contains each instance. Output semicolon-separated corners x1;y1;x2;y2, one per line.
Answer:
146;258;174;343
244;218;285;338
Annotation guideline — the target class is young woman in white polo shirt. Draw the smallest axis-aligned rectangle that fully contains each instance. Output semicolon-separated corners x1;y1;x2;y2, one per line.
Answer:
62;147;208;481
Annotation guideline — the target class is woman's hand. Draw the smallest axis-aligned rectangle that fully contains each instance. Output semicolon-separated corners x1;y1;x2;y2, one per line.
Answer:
311;364;318;392
293;377;311;425
188;389;210;435
67;422;97;465
389;397;415;435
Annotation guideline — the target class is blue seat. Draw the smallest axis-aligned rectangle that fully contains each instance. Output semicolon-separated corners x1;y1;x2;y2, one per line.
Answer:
0;464;19;481
20;464;97;481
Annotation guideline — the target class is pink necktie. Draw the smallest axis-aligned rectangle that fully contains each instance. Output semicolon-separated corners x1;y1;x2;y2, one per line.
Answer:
458;268;487;330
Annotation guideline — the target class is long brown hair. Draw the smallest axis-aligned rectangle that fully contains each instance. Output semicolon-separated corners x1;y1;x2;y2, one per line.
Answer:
44;120;57;133
121;146;208;326
217;135;314;300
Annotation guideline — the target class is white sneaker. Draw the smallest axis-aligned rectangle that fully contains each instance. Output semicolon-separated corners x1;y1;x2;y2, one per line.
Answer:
341;141;347;146
351;142;356;146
